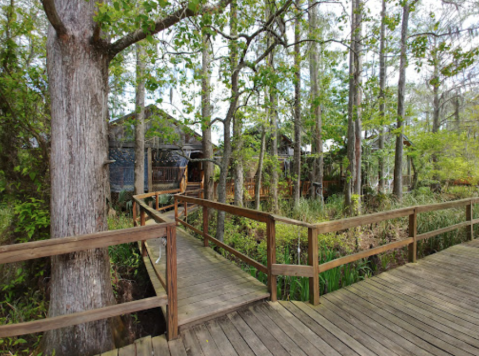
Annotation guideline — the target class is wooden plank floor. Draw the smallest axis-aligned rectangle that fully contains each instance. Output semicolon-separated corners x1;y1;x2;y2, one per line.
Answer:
144;207;270;330
102;238;479;355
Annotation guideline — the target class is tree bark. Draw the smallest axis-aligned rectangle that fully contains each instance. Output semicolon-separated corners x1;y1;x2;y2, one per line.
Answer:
345;0;357;214
201;36;214;202
42;1;117;354
134;43;146;196
255;125;266;210
378;0;387;194
393;1;411;201
354;0;363;204
292;5;302;206
309;0;323;199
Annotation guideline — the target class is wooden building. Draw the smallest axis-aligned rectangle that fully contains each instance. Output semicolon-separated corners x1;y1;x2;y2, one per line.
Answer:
108;105;207;193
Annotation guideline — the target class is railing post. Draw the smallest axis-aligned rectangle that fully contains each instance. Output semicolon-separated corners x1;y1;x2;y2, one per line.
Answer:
408;209;417;263
166;225;178;340
203;206;209;247
466;201;473;240
267;217;277;302
308;227;320;305
184;200;188;220
140;209;146;227
156;193;159;211
133;201;137;227
174;197;179;226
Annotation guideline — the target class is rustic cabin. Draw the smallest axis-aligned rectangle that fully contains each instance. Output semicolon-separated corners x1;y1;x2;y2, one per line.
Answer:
108;105;208;195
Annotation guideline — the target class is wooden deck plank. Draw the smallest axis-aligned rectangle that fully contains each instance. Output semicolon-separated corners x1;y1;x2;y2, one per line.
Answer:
169;338;188;356
183;328;205;356
246;305;307;356
217;316;255;356
118;344;136;356
152;335;170;356
322;293;432;356
332;288;450;356
205;319;238;356
227;312;273;356
101;349;119;356
274;302;350;356
193;324;222;356
135;336;152;356
350;283;479;356
237;308;290;356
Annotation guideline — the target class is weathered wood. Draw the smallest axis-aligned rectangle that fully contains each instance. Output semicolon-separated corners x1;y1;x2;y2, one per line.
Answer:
417;221;470;241
118;344;136;356
408;210;417;263
271;264;315;277
174;198;179;226
203;206;209;248
308;227;320;305
175;195;271;223
166;226;179;340
466;203;473;240
314;207;414;233
140;209;146;226
0;224;171;264
135;336;153;356
416;198;472;213
156;193;159;210
133;200;137;227
134;197;169;224
205;319;239;356
136;189;181;199
271;215;315;229
319;237;413;273
0;296;166;337
152;335;170;356
266;218;277;302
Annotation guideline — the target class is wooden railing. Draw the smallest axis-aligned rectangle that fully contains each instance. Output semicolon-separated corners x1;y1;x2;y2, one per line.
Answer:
0;223;175;338
174;195;479;306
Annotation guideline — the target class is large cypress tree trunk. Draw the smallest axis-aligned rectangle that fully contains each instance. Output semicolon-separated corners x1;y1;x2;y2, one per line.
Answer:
134;43;146;196
292;5;302;206
378;0;387;194
393;1;411;201
201;36;214;202
42;1;117;354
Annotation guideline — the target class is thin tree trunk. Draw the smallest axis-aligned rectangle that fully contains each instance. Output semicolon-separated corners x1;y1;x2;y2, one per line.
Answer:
255;125;266;210
293;5;302;206
134;43;146;196
345;0;357;214
42;1;117;354
393;1;412;201
378;0;387;194
454;91;460;133
201;36;214;202
309;0;323;199
354;0;363;205
267;7;279;213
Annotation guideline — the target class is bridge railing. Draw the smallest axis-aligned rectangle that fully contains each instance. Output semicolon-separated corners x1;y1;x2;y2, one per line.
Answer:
173;194;479;306
0;223;174;339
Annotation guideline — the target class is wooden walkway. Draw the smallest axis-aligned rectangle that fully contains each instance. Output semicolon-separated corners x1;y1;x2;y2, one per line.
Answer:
102;238;479;356
144;207;270;330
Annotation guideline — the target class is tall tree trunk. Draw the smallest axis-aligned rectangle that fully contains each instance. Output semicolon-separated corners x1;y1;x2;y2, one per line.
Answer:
354;0;363;204
309;0;323;199
267;6;279;213
345;0;357;214
255;125;266;210
454;91;461;133
378;0;387;194
42;1;117;354
201;36;214;202
393;1;411;201
292;5;302;206
134;43;146;196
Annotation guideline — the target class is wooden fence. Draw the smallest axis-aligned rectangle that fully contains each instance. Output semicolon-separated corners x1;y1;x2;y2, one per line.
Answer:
0;223;175;339
174;194;479;306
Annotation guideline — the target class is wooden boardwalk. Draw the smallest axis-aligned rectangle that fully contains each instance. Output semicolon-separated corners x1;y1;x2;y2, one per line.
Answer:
144;208;270;330
101;237;479;355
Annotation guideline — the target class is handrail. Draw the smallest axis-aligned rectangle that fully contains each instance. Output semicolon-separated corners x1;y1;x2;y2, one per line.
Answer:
0;224;172;338
132;194;178;340
172;194;478;306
